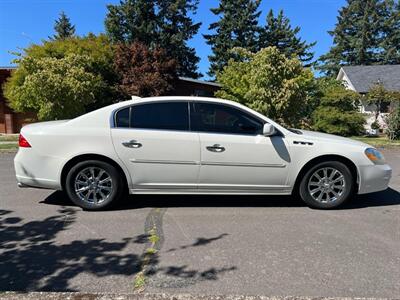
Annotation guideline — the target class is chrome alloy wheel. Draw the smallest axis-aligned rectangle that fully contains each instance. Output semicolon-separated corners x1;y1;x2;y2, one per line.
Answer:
74;167;113;204
307;167;346;203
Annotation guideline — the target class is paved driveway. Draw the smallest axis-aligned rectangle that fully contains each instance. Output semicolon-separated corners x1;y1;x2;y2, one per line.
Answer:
1;150;399;297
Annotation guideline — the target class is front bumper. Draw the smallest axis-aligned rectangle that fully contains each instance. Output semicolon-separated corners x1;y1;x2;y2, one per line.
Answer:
358;163;392;194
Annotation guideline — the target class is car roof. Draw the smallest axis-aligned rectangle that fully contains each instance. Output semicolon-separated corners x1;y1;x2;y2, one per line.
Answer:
114;96;239;107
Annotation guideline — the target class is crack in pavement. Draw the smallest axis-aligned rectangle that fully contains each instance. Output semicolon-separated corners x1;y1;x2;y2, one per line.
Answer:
134;208;167;292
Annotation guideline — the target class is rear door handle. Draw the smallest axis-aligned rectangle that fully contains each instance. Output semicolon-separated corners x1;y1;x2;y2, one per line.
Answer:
122;140;142;148
206;144;225;153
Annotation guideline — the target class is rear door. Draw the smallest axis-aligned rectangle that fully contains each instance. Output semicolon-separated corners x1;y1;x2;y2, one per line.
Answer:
191;102;290;192
111;101;200;190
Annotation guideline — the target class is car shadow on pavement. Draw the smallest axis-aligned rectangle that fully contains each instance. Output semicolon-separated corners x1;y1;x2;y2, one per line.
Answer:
41;187;400;211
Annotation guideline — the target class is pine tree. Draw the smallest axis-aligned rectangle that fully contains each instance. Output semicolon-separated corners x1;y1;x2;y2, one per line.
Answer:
105;0;201;78
105;0;158;46
53;11;75;40
381;0;400;64
318;0;397;76
259;9;315;66
156;0;201;78
204;0;261;78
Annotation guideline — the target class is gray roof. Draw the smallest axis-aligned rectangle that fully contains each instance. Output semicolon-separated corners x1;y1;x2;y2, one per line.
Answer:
340;65;400;93
178;76;221;87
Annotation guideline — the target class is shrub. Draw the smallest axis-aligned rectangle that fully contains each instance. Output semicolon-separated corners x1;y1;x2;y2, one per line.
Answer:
385;105;400;140
311;82;365;136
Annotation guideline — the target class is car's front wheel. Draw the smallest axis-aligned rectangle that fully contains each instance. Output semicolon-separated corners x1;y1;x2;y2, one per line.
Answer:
65;160;124;210
299;161;355;209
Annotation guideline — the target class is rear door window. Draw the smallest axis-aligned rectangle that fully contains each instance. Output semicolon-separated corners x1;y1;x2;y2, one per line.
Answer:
130;102;189;131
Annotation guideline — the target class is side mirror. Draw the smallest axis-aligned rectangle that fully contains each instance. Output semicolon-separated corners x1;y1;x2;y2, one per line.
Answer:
263;123;276;136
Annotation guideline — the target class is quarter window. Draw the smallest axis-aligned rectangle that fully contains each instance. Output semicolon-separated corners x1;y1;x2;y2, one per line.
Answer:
115;107;130;128
191;102;264;135
130;102;189;131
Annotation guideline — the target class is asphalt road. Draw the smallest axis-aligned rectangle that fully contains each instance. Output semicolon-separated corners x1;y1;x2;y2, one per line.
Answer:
1;150;399;297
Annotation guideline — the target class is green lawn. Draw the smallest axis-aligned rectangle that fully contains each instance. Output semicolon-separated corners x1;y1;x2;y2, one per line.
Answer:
350;136;400;148
0;134;19;142
0;143;18;151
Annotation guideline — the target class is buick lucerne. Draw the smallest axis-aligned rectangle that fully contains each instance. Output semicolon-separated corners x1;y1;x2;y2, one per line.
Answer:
14;97;392;210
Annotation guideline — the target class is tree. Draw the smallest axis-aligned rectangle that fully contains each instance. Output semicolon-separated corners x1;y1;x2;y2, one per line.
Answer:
385;105;400;140
381;1;400;64
114;42;177;97
311;82;365;136
105;0;201;78
105;0;159;45
52;11;75;40
216;47;315;127
204;0;261;78
4;54;103;121
259;9;315;66
319;0;397;76
156;0;202;78
22;34;118;110
366;82;397;121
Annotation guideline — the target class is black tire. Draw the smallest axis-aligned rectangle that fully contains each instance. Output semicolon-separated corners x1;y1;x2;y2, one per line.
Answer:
299;161;355;209
65;160;124;210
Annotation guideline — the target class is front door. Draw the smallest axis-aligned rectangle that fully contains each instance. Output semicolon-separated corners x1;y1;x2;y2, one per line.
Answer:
191;102;290;192
111;101;200;190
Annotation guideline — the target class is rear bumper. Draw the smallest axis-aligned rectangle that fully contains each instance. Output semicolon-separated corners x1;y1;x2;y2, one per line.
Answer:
358;163;392;194
14;149;62;190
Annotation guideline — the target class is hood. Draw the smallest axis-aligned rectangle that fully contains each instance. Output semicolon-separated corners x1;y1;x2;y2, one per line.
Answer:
294;130;371;148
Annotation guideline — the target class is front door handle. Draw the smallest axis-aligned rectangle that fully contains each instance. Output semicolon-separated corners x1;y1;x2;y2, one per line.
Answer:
206;144;225;153
122;140;142;148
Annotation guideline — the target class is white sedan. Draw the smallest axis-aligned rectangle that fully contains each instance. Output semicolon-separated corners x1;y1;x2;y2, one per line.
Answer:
14;96;392;210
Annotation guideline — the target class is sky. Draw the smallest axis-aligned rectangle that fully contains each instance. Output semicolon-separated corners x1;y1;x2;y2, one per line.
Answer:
0;0;346;79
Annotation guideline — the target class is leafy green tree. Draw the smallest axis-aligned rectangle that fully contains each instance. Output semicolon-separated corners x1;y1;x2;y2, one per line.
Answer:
216;47;315;127
52;11;75;40
4;54;103;121
204;0;261;77
366;82;400;121
105;0;201;78
259;9;315;66
114;42;177;97
319;0;396;76
311;82;365;136
21;34;118;109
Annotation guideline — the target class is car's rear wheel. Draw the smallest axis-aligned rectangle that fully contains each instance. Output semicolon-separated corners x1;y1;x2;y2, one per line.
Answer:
65;160;124;210
299;161;355;209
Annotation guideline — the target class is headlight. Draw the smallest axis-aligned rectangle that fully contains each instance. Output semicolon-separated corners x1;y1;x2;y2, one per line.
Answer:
365;148;386;165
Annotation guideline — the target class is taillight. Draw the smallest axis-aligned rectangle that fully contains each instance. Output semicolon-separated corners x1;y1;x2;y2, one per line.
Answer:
19;134;31;148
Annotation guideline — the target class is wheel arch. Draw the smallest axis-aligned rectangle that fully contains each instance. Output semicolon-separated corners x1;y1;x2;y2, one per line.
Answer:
60;154;130;192
292;154;359;196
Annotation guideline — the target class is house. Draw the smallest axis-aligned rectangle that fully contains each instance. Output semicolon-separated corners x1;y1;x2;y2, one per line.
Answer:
337;65;400;131
0;67;221;134
0;67;36;134
176;77;221;97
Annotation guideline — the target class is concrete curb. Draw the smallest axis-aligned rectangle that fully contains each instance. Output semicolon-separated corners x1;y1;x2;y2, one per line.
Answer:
0;293;395;300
